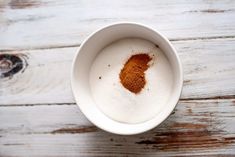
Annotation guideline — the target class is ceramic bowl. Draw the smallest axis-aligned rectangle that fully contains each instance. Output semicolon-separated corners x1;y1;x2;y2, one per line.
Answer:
71;22;183;135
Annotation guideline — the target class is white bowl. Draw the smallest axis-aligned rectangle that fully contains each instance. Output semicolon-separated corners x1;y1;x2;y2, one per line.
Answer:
71;22;183;135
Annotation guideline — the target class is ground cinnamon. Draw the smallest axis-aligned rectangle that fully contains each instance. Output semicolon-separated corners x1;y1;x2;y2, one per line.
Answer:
119;53;152;94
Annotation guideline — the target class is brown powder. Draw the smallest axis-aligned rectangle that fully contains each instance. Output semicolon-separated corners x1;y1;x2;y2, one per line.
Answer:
119;53;152;94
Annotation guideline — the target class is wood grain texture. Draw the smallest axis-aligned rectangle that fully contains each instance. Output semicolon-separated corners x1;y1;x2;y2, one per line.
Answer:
0;48;75;105
1;0;235;156
0;99;235;156
1;38;235;105
0;0;235;50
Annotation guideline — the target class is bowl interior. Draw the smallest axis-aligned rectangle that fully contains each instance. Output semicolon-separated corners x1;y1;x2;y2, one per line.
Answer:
71;23;183;135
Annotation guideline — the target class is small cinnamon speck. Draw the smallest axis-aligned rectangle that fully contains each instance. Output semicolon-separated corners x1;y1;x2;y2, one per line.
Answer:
108;64;111;67
99;76;102;79
155;44;159;48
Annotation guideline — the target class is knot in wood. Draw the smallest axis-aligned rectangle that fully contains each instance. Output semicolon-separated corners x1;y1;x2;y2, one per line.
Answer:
0;54;27;78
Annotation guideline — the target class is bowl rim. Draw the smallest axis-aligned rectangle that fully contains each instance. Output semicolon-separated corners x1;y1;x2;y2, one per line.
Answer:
71;22;183;135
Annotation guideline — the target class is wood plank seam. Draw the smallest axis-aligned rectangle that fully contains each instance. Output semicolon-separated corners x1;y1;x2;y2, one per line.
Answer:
0;97;235;107
1;35;235;52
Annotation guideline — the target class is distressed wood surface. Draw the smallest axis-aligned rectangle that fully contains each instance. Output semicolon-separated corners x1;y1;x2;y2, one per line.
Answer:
1;38;235;105
1;0;235;156
0;0;235;50
0;99;235;156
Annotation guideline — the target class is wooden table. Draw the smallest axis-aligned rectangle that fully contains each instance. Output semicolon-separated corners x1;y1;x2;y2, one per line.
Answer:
1;0;235;156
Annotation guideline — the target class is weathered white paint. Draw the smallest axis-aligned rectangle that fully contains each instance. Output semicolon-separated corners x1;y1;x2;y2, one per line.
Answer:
0;99;235;156
1;38;235;105
1;0;235;156
0;48;75;105
1;99;235;134
0;133;234;157
0;0;235;50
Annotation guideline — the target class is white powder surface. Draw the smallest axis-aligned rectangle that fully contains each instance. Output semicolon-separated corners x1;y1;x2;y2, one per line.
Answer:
89;38;173;124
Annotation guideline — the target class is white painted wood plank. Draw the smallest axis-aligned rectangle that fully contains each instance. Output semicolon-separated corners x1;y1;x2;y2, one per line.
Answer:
0;134;235;157
0;48;75;105
1;38;235;105
0;0;235;50
176;38;235;99
1;99;235;135
0;99;235;156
